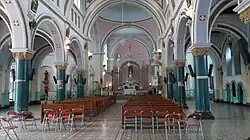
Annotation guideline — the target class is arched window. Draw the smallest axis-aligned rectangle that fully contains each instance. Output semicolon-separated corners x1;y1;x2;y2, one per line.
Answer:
226;47;232;76
103;44;108;71
9;62;15;101
234;45;241;75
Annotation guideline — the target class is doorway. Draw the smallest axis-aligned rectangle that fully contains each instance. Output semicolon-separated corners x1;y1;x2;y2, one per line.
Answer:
225;83;231;102
237;83;244;104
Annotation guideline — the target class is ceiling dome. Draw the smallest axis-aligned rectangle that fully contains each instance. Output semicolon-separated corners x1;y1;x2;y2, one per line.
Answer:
99;3;152;22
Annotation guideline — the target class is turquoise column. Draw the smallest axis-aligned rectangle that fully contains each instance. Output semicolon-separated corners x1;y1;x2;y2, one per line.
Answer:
172;68;178;102
166;68;173;99
76;71;84;98
13;52;32;113
55;65;67;102
175;61;188;108
192;48;214;119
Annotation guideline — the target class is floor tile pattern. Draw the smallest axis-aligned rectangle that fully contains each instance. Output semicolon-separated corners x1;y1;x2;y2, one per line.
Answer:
0;100;249;140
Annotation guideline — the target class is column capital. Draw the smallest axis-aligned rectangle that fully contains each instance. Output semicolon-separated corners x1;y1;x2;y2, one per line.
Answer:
55;64;67;70
165;67;173;73
173;60;186;68
239;7;250;24
76;69;85;74
191;48;209;56
10;49;34;60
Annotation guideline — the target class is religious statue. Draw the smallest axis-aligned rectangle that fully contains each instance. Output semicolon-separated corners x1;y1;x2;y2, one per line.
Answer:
42;70;49;98
30;0;39;13
65;27;70;38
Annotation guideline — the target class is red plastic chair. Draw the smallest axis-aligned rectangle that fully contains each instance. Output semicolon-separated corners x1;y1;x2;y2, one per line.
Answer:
165;113;183;139
139;110;154;133
0;118;19;140
185;113;204;139
123;110;137;131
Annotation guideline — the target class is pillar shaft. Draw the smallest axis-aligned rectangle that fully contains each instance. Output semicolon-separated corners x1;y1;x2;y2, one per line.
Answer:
192;48;214;119
173;68;178;101
11;52;33;113
55;65;67;101
166;68;173;99
174;60;187;108
77;71;84;98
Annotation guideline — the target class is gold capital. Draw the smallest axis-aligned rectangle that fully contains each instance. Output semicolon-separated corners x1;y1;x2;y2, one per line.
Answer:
12;52;33;60
240;7;250;24
192;48;209;56
77;71;85;75
55;65;67;70
174;60;186;68
166;68;173;73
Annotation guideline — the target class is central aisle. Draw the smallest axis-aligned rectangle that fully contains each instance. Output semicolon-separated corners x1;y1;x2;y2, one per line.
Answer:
65;102;124;140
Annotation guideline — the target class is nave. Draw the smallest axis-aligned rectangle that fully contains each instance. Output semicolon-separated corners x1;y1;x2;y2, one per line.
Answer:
0;99;249;140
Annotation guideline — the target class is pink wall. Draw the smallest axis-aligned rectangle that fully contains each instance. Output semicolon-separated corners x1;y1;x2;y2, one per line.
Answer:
97;18;158;43
114;40;149;64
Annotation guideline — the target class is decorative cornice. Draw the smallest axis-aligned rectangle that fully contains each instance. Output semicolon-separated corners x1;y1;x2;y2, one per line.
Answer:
55;65;67;70
191;48;209;56
240;7;250;24
12;52;33;60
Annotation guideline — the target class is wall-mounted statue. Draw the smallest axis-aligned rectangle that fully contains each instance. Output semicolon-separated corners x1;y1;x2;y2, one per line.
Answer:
42;70;49;97
30;0;39;13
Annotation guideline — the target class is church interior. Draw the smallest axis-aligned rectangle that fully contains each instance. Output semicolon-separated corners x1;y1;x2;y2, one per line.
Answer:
0;0;249;139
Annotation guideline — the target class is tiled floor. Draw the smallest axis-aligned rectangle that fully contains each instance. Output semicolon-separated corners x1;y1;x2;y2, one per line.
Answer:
0;100;250;140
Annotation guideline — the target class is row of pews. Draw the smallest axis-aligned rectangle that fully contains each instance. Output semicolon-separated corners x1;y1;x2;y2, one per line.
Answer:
121;96;184;129
41;96;116;122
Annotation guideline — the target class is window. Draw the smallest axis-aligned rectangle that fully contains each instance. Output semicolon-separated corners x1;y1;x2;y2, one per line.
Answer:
9;62;15;101
71;9;74;21
78;16;80;28
234;45;241;75
56;0;60;7
103;44;108;71
75;12;77;25
226;47;232;76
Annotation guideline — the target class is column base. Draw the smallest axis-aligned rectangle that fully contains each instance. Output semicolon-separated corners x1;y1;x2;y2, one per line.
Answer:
194;111;215;120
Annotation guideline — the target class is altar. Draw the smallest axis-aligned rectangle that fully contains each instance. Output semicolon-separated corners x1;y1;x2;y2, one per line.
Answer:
122;71;140;95
124;88;136;95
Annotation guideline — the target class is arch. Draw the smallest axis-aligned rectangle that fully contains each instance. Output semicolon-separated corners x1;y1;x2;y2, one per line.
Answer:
231;81;236;98
120;61;140;69
1;1;30;49
82;0;167;39
32;45;53;69
165;38;174;67
192;0;213;44
101;24;156;51
175;15;188;60
237;82;244;104
31;14;64;62
110;38;152;58
70;36;84;69
31;30;56;68
118;59;142;69
208;1;237;42
225;82;231;102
